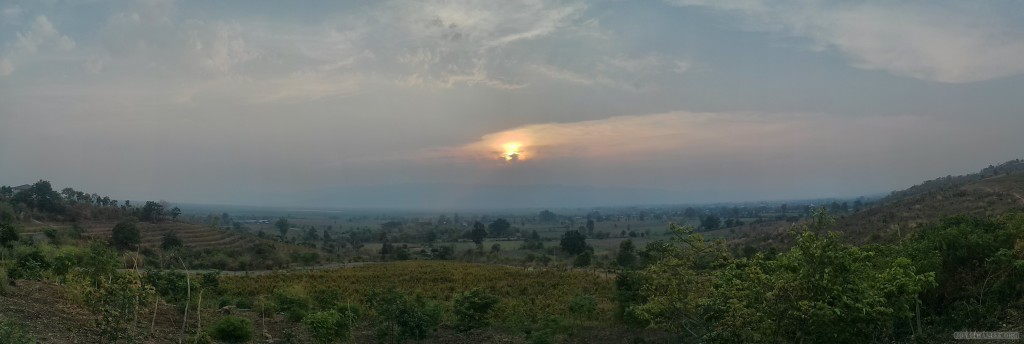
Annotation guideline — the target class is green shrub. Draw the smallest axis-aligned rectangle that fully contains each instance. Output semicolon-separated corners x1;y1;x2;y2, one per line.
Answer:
525;315;568;344
199;271;221;292
273;286;310;321
0;320;34;344
0;222;18;248
84;272;156;342
310;288;343;310
568;294;597;319
366;289;442;343
209;316;253;343
453;288;499;331
9;249;50;280
111;221;140;251
143;269;190;304
302;307;361;344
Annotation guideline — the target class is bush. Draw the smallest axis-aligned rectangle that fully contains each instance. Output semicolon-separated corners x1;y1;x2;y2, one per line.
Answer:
160;232;183;250
9;249;50;280
568;294;597;319
310;288;343;310
0;223;18;248
453;288;499;331
0;320;34;344
525;315;569;344
85;272;156;342
111;221;140;251
199;271;221;292
209;316;253;343
302;307;362;344
143;269;190;304
273;286;310;322
366;289;442;343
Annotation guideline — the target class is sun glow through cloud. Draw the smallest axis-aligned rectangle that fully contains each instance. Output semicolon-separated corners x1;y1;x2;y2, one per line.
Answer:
502;142;523;162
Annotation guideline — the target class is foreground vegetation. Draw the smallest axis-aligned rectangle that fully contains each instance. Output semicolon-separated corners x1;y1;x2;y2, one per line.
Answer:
2;168;1023;342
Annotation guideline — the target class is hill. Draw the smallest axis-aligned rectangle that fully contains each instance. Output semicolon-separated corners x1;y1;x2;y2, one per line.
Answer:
832;159;1024;243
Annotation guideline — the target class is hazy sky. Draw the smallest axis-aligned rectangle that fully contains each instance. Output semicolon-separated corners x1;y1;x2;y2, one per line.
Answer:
2;0;1024;208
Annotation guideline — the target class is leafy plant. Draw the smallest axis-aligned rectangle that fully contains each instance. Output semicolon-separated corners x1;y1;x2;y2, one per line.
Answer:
0;320;34;344
452;288;499;331
302;307;362;343
273;285;311;322
568;294;597;320
365;288;442;343
84;272;156;342
209;316;253;343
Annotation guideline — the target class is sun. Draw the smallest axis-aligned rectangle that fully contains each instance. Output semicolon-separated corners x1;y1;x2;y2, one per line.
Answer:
501;142;524;162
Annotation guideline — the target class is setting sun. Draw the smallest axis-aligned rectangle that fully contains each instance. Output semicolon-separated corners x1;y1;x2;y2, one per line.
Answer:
502;142;523;162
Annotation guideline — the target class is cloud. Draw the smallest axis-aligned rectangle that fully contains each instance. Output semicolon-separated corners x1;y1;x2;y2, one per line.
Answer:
14;16;74;53
667;0;1024;83
533;54;688;90
0;58;13;76
435;111;912;164
372;0;591;89
2;5;21;20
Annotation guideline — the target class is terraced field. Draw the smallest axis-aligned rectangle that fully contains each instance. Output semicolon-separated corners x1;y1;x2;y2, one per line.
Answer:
92;222;272;251
19;220;274;252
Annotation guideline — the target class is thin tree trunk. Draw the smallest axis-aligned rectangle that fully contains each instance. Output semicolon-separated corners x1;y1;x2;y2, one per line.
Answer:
178;257;192;343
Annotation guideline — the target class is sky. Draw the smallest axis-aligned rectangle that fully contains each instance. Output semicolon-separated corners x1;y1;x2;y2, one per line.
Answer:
2;0;1024;209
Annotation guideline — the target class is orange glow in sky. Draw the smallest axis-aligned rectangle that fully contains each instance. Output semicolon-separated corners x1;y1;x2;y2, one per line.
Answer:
502;142;523;162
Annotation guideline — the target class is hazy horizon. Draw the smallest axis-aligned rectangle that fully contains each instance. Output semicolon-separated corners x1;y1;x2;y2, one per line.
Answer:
3;0;1024;208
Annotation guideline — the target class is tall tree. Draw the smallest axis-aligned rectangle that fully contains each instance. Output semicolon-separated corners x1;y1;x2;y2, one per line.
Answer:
616;239;638;269
470;222;488;245
141;201;165;222
275;218;290;237
538;210;557;222
487;218;511;238
560;230;588;255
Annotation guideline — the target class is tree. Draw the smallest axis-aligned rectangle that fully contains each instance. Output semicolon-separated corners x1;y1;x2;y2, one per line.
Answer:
275;218;290;237
169;206;181;220
701;215;721;230
470;222;488;245
140;201;165;222
488;218;511;238
0;185;13;199
560;230;588;255
0;223;18;248
622;215;936;343
586;219;595;235
110;221;140;251
539;210;557;222
10;180;64;214
683;207;697;219
616;239;638;269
